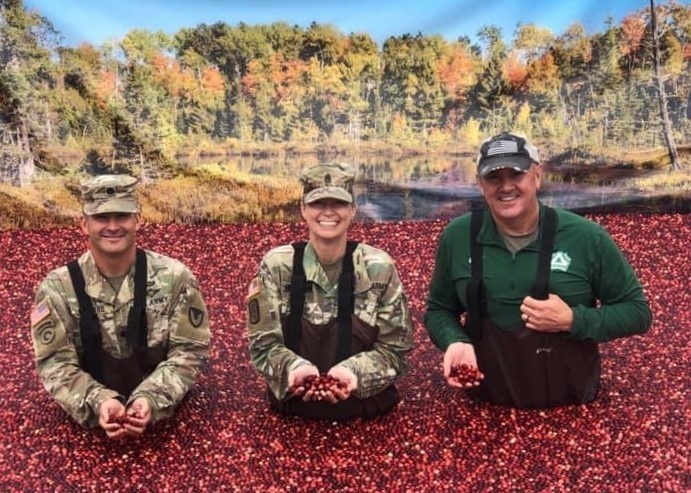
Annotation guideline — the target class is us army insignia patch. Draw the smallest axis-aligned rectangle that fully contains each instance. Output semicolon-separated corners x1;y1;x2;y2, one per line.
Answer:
36;323;56;345
189;307;204;328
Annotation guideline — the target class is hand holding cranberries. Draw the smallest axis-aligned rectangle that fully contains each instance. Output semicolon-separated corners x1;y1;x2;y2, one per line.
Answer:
107;414;130;426
290;374;349;402
449;364;484;387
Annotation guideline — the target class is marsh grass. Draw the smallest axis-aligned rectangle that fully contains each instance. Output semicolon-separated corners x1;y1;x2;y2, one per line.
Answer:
0;166;302;230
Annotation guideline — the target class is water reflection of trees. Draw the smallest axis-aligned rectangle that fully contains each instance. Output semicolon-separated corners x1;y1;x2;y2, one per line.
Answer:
183;155;690;219
189;155;478;184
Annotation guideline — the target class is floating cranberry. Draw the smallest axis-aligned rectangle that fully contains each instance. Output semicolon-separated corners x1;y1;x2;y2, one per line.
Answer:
1;214;687;491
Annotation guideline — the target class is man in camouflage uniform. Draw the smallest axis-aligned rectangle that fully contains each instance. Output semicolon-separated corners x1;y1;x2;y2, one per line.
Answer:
247;163;414;420
30;175;210;439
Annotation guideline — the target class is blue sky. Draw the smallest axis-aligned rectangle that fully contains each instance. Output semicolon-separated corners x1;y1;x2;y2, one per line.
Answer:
25;0;652;47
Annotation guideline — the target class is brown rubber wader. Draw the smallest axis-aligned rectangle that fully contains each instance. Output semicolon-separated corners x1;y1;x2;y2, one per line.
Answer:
269;241;399;420
466;207;600;408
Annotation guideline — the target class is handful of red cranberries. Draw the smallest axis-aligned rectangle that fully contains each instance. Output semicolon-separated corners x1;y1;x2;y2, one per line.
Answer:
449;364;483;386
107;411;142;426
291;374;348;401
107;414;130;426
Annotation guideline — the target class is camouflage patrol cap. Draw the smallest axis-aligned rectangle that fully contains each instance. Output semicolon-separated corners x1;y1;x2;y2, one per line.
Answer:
80;174;139;215
299;163;355;204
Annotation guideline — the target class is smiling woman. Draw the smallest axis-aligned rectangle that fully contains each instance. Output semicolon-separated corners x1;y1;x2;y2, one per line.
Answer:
246;163;415;421
301;198;356;245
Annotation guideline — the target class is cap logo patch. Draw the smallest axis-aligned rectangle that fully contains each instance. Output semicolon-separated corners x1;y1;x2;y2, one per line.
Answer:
324;173;331;185
487;140;520;157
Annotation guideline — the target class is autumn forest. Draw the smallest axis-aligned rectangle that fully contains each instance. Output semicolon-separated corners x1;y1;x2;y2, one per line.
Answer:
0;0;689;226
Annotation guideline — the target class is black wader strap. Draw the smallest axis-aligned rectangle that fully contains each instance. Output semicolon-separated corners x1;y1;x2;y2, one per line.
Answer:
466;207;485;342
530;207;557;300
288;242;308;353
67;260;104;383
125;248;148;349
336;241;359;362
530;206;557;406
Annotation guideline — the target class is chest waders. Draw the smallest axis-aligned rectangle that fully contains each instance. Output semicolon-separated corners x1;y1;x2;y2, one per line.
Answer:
466;207;600;408
67;249;167;398
269;241;400;420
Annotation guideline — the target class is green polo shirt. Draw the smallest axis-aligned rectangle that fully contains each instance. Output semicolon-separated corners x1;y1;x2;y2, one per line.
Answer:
424;204;651;350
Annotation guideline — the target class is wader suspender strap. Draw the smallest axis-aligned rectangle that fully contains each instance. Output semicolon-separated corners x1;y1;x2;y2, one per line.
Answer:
336;241;359;362
125;248;148;349
288;242;308;353
530;207;557;406
530;207;557;300
67;261;104;383
67;249;149;382
466;207;485;342
288;241;359;362
466;207;557;341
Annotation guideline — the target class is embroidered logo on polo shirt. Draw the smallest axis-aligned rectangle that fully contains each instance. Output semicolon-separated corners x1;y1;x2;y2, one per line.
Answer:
551;251;571;272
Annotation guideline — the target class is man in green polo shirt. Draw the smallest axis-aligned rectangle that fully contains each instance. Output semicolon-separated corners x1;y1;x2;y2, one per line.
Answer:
424;132;652;408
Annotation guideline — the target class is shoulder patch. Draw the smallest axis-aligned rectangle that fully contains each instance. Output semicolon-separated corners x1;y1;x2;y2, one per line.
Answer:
246;278;262;301
189;307;204;328
248;298;260;324
35;322;56;345
30;301;51;328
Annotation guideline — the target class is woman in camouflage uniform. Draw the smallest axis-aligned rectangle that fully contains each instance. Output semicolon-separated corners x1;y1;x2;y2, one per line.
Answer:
247;163;414;420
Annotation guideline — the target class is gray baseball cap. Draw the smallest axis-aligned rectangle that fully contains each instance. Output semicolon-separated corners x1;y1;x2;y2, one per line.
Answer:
476;132;540;178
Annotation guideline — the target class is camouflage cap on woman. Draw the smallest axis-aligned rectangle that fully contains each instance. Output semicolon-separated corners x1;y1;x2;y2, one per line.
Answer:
80;174;139;215
299;163;355;204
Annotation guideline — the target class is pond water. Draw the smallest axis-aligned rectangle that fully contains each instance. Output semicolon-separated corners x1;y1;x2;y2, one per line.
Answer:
186;154;690;220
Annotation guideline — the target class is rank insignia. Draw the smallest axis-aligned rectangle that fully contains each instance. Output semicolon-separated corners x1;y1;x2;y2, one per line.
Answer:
248;299;260;324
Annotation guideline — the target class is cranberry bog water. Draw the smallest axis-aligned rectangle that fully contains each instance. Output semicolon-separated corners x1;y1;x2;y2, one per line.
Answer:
1;215;688;492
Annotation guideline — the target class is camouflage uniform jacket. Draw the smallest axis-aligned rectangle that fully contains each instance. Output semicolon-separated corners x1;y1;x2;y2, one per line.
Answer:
30;250;211;428
247;242;414;401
